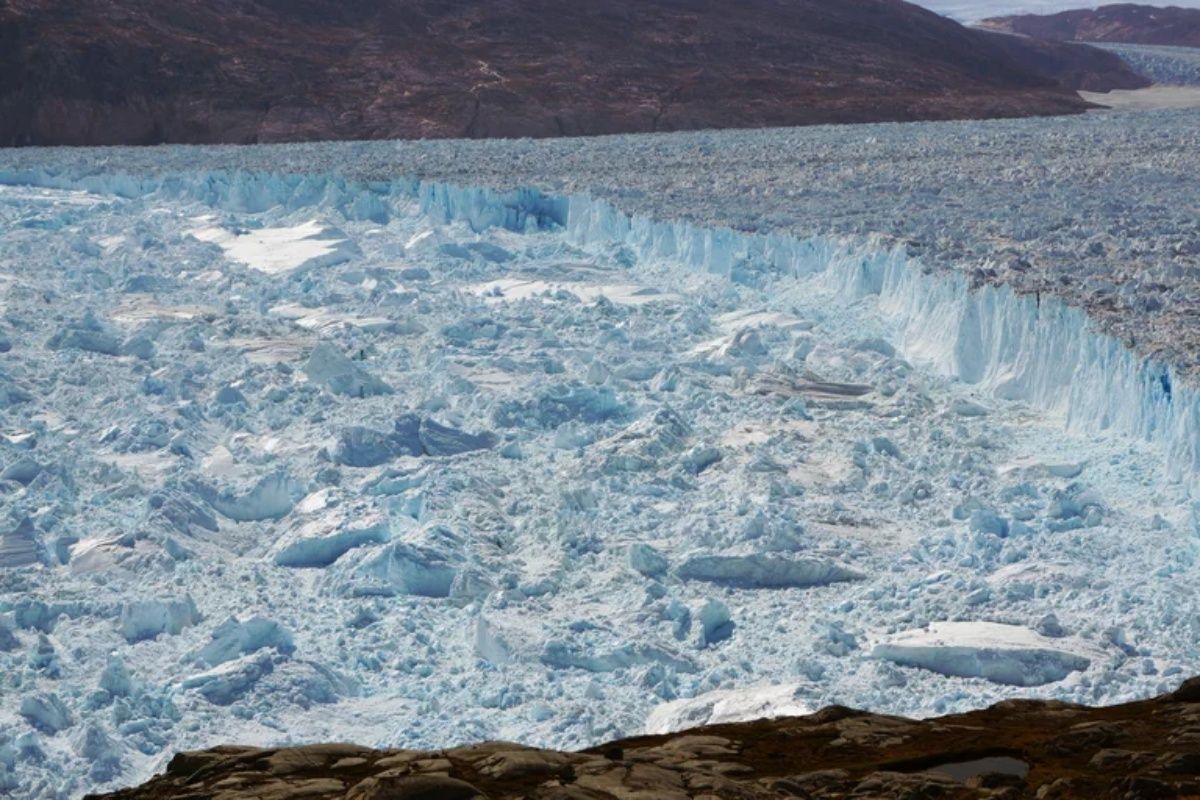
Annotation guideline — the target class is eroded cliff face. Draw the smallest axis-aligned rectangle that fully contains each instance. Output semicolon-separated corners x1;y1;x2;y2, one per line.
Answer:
91;678;1200;800
0;0;1147;147
980;3;1200;48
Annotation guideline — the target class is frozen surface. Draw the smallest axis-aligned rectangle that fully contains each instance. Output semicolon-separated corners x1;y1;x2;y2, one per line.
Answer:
1095;43;1200;86
3;109;1199;376
1080;85;1200;110
0;126;1198;799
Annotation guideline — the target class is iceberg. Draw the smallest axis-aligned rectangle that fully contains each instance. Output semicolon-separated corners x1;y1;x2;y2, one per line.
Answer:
871;622;1098;687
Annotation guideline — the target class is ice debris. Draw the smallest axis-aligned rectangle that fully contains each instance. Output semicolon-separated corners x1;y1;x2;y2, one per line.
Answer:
871;622;1096;687
119;597;201;643
645;684;811;735
676;555;864;589
304;343;392;397
195;616;295;667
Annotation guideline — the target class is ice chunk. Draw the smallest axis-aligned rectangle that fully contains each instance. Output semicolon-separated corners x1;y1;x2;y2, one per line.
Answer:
419;418;498;457
269;302;398;334
19;693;72;734
329;541;457;598
99;656;133;697
681;446;722;475
255;659;354;708
0;517;45;569
871;622;1097;687
1;458;42;485
195;473;302;522
119;596;201;643
628;543;669;578
272;510;390;568
540;640;697;674
473;617;512;665
471;277;677;306
0;619;18;652
72;722;122;782
46;311;121;356
181;651;278;705
30;634;60;676
600;407;691;473
855;337;896;358
121;334;156;360
493;384;626;428
465;241;514;263
677;555;864;589
334;419;422;467
0;372;32;408
212;385;246;406
304;343;392;398
697;599;734;647
969;508;1010;537
149;491;220;536
13;600;56;632
645;684;811;735
952;398;990;417
196;616;295;667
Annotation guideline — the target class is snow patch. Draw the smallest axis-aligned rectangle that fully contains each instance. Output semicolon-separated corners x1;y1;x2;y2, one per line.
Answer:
189;220;358;275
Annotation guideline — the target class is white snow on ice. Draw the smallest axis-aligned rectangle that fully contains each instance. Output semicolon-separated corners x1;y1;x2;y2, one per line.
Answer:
870;621;1101;687
188;220;357;275
645;684;812;735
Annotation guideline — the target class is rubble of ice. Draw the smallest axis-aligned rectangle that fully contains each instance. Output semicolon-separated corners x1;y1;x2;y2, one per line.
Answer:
0;151;1198;799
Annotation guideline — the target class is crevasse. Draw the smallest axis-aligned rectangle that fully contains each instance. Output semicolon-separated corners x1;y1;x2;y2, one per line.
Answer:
1;167;1193;487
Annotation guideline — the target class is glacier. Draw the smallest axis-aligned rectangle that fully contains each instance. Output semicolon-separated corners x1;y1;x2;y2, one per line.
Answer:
0;159;1198;799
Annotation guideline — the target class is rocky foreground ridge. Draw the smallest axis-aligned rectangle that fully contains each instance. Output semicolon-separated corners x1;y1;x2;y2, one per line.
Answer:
0;0;1148;146
91;678;1200;800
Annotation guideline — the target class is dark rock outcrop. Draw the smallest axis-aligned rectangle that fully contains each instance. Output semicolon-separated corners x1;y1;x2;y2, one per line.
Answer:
90;678;1200;799
0;0;1147;146
981;3;1200;48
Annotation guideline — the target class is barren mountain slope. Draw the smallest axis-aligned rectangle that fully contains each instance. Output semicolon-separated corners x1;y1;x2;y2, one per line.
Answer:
981;3;1200;47
0;0;1147;146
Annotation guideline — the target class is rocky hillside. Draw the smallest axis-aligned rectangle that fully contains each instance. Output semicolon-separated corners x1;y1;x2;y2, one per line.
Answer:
981;3;1200;47
90;678;1200;800
0;0;1148;146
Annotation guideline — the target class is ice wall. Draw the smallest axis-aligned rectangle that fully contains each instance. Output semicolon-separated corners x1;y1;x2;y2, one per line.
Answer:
563;190;1197;487
1;166;1193;486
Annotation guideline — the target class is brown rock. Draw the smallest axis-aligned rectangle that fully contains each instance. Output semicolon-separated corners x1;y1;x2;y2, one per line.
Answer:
476;750;574;781
266;745;374;775
851;770;960;799
1171;677;1200;703
1088;749;1156;771
1158;751;1200;774
345;775;487;800
771;769;853;797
